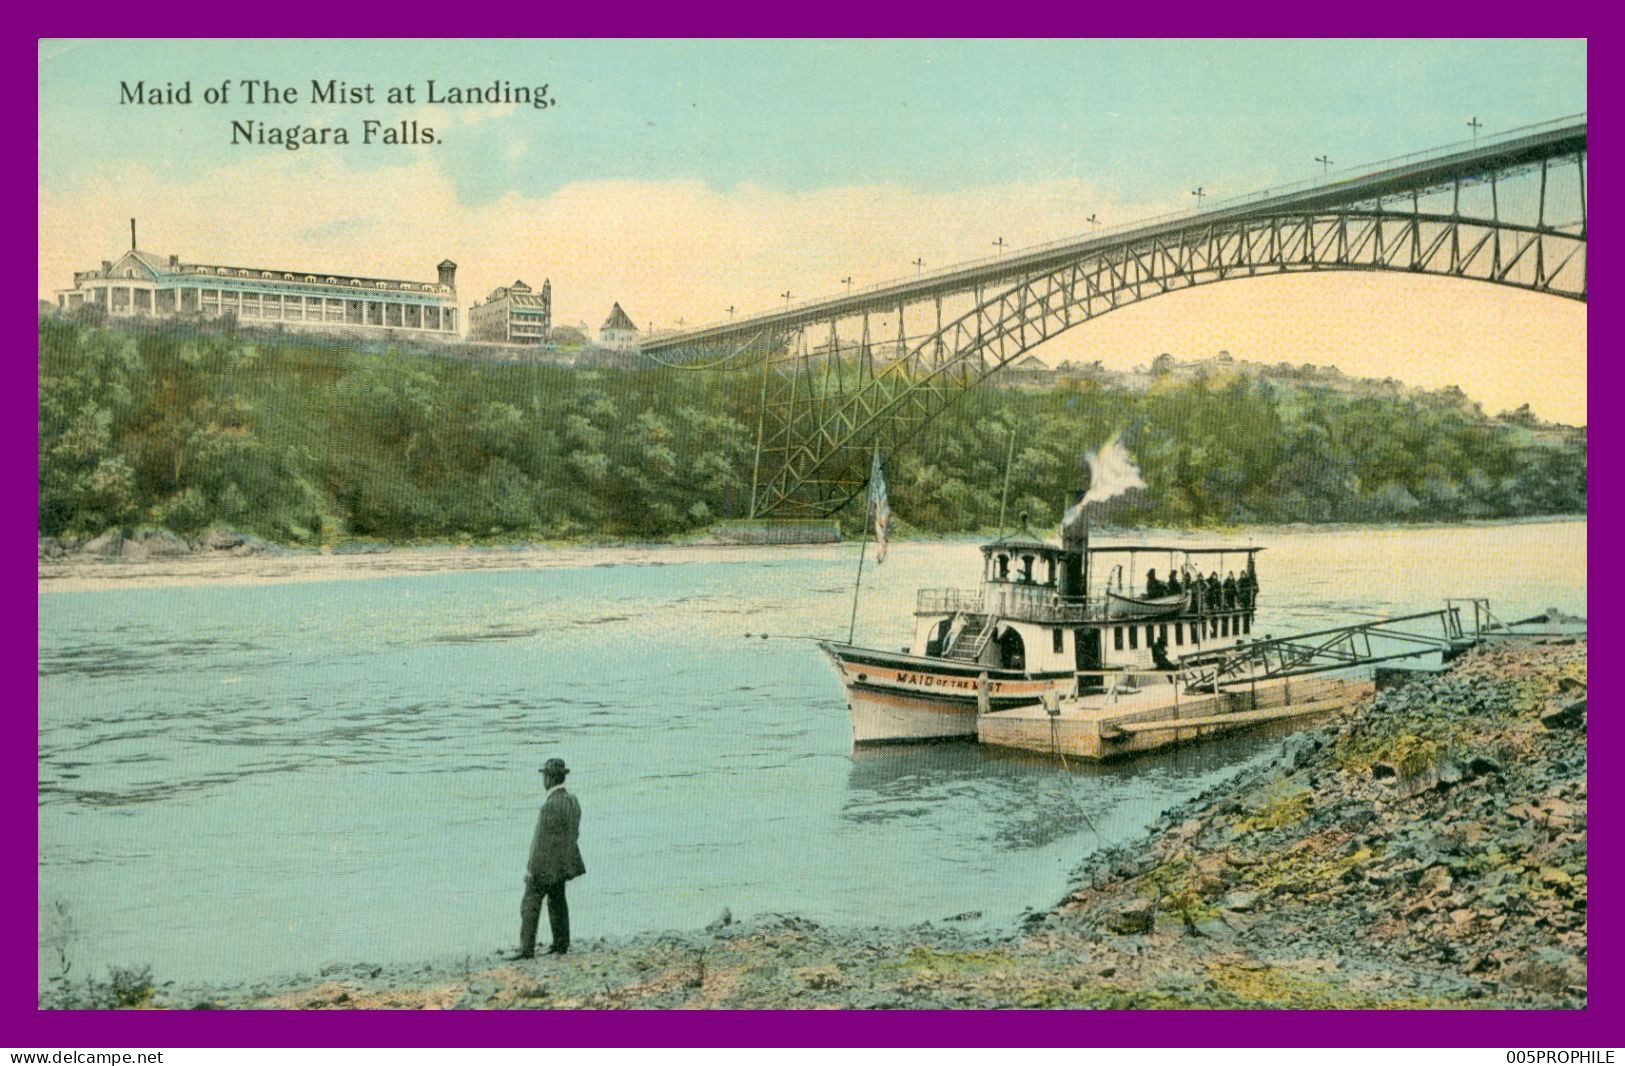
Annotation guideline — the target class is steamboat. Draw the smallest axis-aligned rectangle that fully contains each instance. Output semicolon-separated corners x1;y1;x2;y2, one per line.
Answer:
820;502;1261;745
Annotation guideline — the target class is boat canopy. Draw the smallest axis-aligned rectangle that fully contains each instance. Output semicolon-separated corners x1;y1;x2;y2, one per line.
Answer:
1086;546;1265;555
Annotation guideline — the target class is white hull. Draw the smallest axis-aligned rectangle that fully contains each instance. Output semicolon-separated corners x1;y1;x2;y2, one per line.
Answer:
847;685;981;744
822;642;1075;744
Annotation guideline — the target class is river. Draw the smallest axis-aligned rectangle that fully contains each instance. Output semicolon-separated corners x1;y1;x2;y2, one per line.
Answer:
37;519;1585;987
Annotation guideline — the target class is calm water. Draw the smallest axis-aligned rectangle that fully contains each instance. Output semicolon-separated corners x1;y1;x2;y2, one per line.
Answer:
38;521;1585;985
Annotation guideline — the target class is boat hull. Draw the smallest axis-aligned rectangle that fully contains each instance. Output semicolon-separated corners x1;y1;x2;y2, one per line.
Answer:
821;642;1075;744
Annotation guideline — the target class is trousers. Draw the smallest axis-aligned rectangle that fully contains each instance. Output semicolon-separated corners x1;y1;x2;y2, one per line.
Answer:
519;875;569;954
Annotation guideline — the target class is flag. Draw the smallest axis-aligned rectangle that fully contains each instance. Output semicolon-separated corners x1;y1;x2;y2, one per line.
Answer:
869;451;892;563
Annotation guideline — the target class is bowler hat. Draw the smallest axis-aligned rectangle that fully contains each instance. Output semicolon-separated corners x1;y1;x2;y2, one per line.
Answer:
540;758;569;777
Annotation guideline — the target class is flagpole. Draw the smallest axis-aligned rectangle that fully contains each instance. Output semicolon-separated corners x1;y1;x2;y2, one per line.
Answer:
847;466;875;645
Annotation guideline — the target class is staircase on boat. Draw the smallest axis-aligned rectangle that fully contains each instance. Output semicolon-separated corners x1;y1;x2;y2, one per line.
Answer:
945;613;999;661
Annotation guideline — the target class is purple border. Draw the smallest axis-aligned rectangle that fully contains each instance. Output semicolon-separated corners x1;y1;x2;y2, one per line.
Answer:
15;33;1609;1047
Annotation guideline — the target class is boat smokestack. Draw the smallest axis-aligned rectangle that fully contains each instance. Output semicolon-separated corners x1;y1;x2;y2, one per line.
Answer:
1059;489;1087;601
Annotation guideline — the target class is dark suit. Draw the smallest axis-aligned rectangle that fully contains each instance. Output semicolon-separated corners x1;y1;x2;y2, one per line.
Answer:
520;786;584;954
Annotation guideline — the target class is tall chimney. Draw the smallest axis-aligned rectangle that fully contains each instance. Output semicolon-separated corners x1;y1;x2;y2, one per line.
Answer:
130;219;137;251
1059;489;1088;602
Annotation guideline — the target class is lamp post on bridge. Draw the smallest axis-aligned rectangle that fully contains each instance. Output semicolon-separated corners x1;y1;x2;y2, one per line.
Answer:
841;276;853;296
726;305;735;319
991;237;1006;258
1467;116;1483;142
911;257;925;275
1191;186;1207;206
1315;155;1333;176
781;290;793;310
1086;213;1100;231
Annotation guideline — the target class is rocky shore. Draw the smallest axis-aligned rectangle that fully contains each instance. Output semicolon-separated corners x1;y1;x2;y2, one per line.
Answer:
51;638;1584;1010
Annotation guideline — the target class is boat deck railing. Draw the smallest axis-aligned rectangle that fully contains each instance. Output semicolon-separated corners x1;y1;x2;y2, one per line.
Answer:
916;586;1105;624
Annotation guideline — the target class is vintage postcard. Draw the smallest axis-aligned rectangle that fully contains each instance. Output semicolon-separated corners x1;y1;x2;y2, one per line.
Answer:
36;39;1586;1018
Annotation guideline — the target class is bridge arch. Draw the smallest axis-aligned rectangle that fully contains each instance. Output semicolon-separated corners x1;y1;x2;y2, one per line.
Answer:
642;122;1586;518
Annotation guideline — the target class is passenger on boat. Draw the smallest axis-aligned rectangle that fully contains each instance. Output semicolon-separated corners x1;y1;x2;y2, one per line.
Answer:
1165;571;1182;596
1240;570;1257;608
1150;636;1175;673
1223;572;1239;609
1190;572;1204;612
1145;569;1165;597
1206;572;1222;609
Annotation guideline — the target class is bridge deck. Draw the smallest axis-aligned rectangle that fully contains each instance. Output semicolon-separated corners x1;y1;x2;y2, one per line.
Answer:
645;115;1585;351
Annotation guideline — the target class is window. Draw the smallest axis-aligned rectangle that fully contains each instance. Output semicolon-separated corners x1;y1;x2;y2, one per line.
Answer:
1128;626;1138;650
327;277;336;284
1053;630;1064;654
263;272;273;279
1221;616;1229;637
239;270;248;277
1113;626;1123;651
1175;623;1183;646
351;279;361;286
305;276;315;283
284;273;294;281
1158;624;1167;643
1243;614;1252;634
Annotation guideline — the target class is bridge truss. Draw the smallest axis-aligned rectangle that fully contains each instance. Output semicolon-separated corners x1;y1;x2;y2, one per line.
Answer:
643;118;1587;518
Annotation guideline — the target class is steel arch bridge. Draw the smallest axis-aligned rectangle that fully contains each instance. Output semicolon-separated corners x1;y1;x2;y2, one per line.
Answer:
642;116;1586;519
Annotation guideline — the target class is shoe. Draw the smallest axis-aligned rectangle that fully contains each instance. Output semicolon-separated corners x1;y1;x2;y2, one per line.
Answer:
507;950;535;961
547;944;569;956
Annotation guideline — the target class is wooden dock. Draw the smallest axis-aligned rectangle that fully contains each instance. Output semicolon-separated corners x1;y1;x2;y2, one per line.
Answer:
977;674;1372;760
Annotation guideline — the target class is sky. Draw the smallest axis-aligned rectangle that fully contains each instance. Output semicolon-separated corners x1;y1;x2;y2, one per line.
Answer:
37;39;1588;423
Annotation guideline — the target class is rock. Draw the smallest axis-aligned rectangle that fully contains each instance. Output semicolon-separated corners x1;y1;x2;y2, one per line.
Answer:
943;910;982;922
1504;949;1584;996
137;528;192;557
81;529;123;556
1335;801;1378;829
1371;761;1398;780
1282;734;1321;769
1437;761;1464;787
200;528;244;550
705;907;733;932
1467;754;1503;778
1541;699;1585;730
1194;918;1235;940
1418;866;1453;896
1106;898;1156;935
1220;890;1258;913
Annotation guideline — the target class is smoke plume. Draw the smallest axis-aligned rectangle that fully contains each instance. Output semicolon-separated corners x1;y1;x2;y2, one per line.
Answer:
1062;431;1146;530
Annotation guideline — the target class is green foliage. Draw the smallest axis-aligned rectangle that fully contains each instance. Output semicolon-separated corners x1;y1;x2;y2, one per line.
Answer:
37;321;1586;544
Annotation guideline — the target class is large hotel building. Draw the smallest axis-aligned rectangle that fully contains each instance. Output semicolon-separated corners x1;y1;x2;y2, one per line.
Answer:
468;278;552;344
57;225;460;337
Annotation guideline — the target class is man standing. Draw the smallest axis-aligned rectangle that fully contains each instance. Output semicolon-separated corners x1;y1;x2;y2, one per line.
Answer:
514;757;584;959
